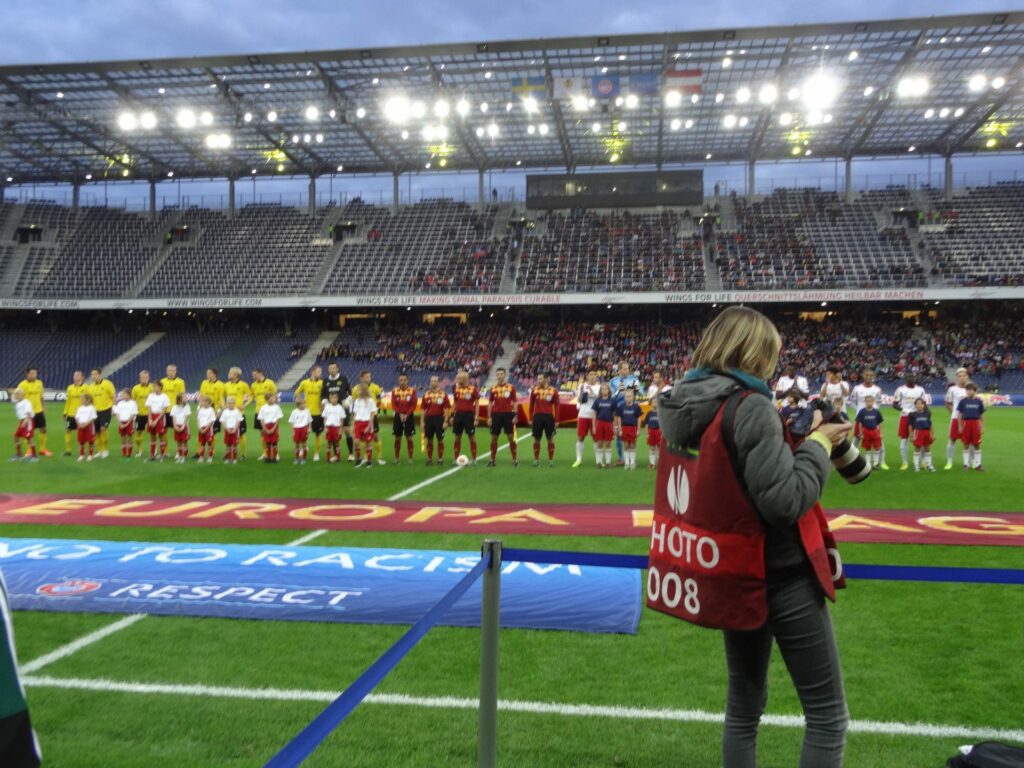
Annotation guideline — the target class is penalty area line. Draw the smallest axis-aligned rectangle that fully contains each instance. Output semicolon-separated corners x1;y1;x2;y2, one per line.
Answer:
20;674;1024;744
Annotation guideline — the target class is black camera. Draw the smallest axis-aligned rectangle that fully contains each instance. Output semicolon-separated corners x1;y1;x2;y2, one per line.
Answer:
789;398;871;485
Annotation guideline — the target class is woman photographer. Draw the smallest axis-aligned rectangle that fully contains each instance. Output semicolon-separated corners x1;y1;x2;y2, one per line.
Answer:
657;306;851;768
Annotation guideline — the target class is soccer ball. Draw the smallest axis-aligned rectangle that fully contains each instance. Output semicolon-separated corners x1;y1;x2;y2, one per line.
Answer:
455;454;471;466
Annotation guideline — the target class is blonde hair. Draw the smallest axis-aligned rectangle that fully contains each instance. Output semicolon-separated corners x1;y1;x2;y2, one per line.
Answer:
691;306;781;381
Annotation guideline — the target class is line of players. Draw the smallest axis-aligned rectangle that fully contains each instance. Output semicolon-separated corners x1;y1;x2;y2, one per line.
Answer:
774;365;987;472
10;360;667;470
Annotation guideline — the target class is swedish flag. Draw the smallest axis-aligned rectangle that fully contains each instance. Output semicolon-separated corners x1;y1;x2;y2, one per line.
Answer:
511;76;546;98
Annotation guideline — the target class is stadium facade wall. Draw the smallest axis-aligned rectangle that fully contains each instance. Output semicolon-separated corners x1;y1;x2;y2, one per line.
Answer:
1;286;1023;311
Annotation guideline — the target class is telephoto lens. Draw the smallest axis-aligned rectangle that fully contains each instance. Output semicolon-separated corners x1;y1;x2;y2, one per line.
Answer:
830;437;871;484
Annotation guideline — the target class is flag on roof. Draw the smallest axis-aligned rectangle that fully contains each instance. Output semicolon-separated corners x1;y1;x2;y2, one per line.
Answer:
511;76;547;98
665;68;703;94
626;73;659;95
591;74;620;98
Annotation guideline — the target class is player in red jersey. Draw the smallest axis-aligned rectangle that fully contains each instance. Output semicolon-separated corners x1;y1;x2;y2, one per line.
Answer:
486;367;518;467
419;376;451;466
390;373;418;464
529;372;559;467
451;370;481;465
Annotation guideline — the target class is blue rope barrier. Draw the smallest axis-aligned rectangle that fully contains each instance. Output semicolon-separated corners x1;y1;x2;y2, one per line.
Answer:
500;548;1024;585
264;551;492;768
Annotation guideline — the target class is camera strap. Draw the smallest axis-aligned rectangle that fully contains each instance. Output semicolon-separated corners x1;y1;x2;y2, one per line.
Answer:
720;387;767;514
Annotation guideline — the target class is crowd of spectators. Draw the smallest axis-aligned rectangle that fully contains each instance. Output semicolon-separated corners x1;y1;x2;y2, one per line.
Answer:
515;209;705;293
510;320;703;388
316;322;504;383
772;315;945;388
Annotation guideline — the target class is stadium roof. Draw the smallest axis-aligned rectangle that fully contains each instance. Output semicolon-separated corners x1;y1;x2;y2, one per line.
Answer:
2;11;1024;185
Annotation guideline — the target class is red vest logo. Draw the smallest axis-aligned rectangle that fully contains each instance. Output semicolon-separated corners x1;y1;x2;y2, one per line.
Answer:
666;466;689;516
37;579;102;597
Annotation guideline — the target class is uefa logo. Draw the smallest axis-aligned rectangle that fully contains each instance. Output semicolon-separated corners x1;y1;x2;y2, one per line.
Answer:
595;78;615;96
666;466;689;516
37;579;102;597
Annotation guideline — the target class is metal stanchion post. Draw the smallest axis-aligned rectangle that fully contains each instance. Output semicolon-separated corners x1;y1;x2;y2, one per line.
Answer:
478;539;502;768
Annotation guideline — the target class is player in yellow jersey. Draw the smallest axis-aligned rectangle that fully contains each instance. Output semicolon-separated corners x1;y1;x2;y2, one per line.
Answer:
158;364;187;430
86;368;116;458
199;368;226;457
250;368;277;460
130;370;153;458
294;366;325;461
62;370;86;456
359;369;385;465
15;367;50;457
225;367;253;459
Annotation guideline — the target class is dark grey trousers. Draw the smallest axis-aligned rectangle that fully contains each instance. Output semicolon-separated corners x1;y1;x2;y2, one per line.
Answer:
722;568;848;768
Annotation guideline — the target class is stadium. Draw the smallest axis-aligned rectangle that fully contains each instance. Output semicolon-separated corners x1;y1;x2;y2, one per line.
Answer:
1;6;1023;767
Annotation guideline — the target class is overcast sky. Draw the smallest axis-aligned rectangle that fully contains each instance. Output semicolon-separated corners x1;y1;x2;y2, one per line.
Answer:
0;0;1013;65
1;1;1019;205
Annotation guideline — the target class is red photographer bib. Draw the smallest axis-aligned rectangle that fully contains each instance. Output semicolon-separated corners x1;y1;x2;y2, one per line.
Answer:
646;390;844;631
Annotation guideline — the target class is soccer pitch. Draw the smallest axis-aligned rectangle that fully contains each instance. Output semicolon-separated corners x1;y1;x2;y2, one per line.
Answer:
3;404;1023;767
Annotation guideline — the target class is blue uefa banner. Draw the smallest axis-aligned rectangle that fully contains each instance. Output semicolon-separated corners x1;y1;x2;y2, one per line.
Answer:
0;538;641;634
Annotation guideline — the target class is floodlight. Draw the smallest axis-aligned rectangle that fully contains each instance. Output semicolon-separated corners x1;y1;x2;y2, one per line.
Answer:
434;99;450;118
117;112;137;131
758;84;778;104
801;73;840;110
665;90;682;107
176;109;197;129
139;112;157;130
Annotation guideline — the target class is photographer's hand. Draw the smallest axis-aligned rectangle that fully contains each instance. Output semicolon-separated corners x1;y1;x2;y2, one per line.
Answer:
813;409;853;447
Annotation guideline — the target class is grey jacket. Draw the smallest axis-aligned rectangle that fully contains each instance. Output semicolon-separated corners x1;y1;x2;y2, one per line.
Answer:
658;372;832;572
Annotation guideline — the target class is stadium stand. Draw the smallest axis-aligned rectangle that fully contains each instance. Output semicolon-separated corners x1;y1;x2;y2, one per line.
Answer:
0;328;146;388
19;206;175;298
510;320;702;388
140;203;335;297
920;182;1024;287
515;209;706;293
4;186;1024;296
315;322;505;390
322;199;504;295
718;188;926;289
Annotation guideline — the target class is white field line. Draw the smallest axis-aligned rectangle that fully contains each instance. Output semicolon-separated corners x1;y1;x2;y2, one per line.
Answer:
21;674;1024;744
386;431;531;502
13;436;529;673
18;614;147;674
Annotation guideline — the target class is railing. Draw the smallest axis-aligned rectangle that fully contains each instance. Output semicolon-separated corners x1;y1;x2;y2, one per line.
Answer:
711;169;1024;196
262;539;1024;767
0;185;523;212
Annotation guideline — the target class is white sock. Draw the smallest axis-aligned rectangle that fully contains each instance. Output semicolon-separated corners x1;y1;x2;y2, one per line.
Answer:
650;447;659;467
974;449;982;468
576;440;583;462
924;450;932;469
946;442;954;463
870;450;877;466
965;448;972;468
913;451;920;469
880;442;886;464
900;439;909;464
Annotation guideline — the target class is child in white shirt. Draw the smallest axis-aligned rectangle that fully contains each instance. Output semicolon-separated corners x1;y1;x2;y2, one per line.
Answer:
112;389;139;460
257;392;284;463
170;393;192;463
288;398;312;464
75;393;99;461
144;381;170;461
351;384;379;469
219;396;243;464
11;389;37;461
196;395;217;463
321;391;347;464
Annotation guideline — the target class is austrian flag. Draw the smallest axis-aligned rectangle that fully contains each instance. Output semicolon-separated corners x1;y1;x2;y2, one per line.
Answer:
665;68;703;94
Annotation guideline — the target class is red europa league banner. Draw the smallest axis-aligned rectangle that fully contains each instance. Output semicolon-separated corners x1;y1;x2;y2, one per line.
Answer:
0;494;1021;547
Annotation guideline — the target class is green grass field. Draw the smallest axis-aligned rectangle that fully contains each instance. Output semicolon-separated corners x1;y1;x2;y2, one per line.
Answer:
1;404;1022;767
